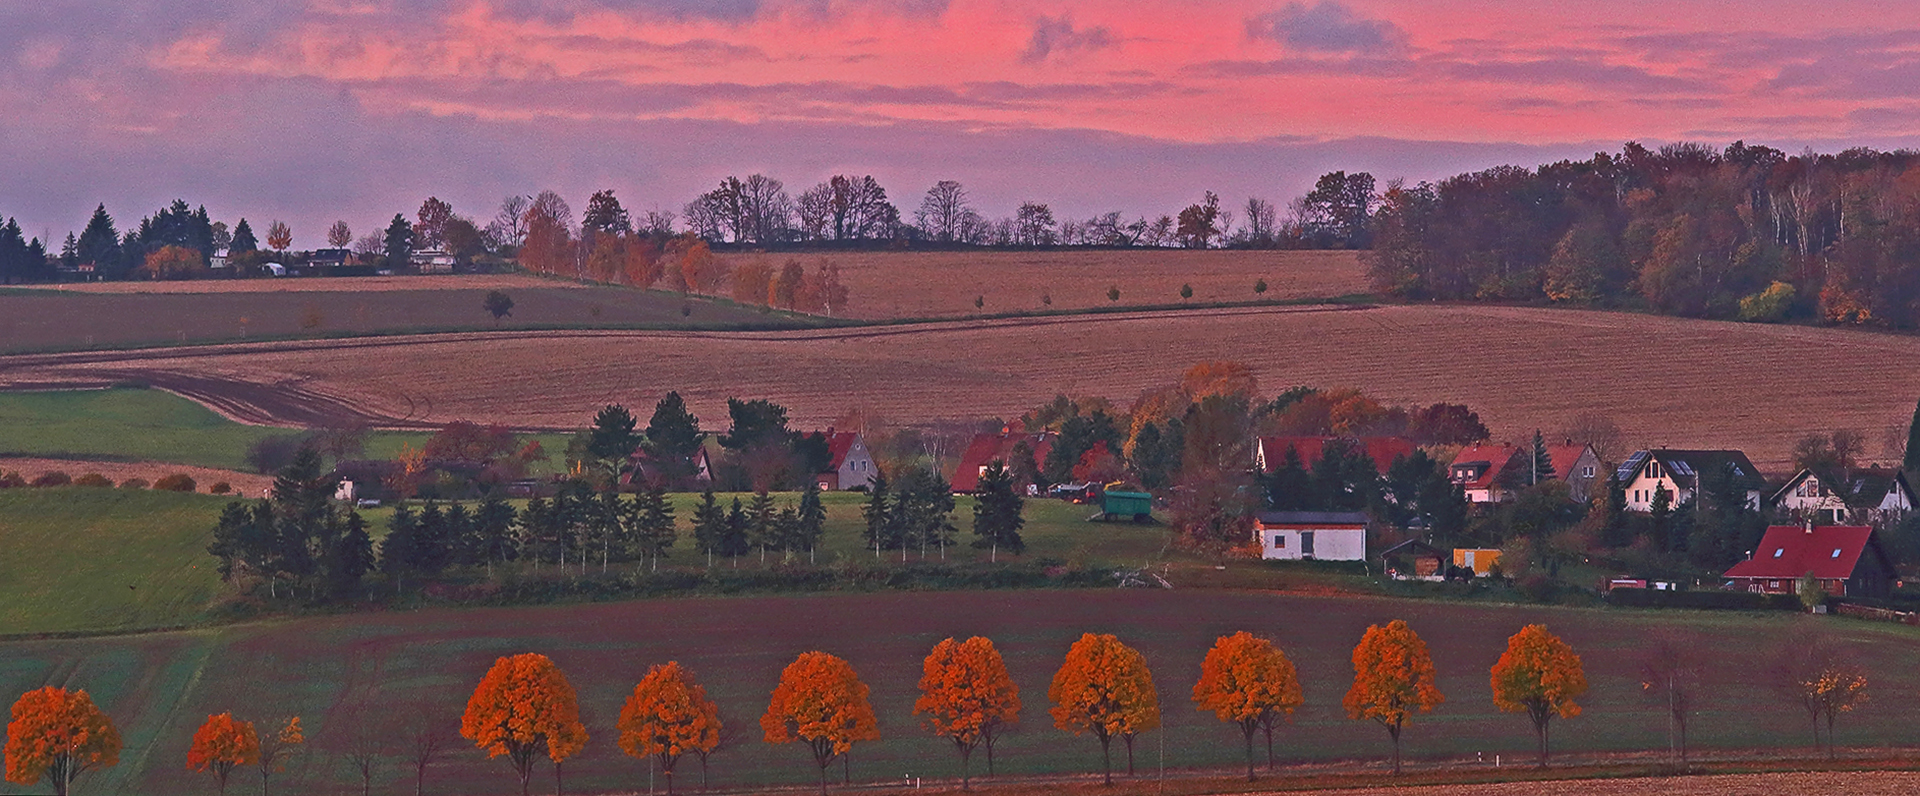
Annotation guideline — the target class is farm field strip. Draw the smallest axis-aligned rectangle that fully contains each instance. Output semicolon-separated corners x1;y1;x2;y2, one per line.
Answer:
714;249;1370;319
10;273;591;294
4;589;1917;795
6;304;1917;470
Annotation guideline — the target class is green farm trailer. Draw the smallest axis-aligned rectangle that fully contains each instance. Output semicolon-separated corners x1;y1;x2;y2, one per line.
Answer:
1091;490;1154;524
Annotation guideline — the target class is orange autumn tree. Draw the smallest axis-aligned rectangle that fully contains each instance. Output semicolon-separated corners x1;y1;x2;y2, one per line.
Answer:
1490;624;1588;767
4;686;122;796
1192;631;1303;781
1048;633;1159;785
462;653;589;796
913;637;1021;790
617;661;722;796
187;713;258;796
761;651;879;795
1342;620;1443;775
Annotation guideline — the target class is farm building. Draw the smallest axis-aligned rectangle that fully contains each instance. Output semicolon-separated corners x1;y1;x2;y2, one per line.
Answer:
952;431;1055;493
1254;436;1415;474
1380;538;1447;580
1447;441;1602;503
1254;511;1368;561
410;248;456;273
1722;523;1897;598
814;431;879;491
1453;547;1503;576
1617;449;1765;512
1770;466;1914;526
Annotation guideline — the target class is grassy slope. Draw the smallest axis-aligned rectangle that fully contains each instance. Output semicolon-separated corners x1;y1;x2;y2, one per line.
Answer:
0;488;228;635
0;388;571;472
4;590;1917;795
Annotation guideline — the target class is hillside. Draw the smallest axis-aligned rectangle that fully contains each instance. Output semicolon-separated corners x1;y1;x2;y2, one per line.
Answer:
5;304;1914;470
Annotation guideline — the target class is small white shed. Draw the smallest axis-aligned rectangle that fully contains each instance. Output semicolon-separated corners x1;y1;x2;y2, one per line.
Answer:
1255;511;1369;561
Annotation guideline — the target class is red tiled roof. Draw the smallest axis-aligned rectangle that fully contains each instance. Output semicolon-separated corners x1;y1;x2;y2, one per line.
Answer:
1448;442;1522;490
1724;525;1877;581
1545;443;1591;480
824;432;860;471
952;432;1055;492
1257;436;1415;473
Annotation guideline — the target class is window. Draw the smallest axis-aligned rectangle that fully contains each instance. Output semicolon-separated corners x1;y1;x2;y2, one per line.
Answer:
1582;466;1594;478
1773;548;1784;558
1272;534;1286;549
1832;549;1843;558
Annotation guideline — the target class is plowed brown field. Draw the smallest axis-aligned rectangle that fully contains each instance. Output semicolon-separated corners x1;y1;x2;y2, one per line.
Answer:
716;249;1369;318
3;303;1914;470
1303;770;1920;796
13;273;580;294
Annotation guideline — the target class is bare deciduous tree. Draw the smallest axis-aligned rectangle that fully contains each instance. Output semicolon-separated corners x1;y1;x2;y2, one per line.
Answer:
915;180;971;242
488;195;532;250
327;220;353;248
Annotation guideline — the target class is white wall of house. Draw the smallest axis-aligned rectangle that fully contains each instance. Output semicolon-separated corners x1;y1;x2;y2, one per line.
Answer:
1261;527;1366;561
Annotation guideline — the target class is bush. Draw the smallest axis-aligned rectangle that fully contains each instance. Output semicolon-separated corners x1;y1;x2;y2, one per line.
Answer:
1604;587;1801;611
0;471;25;488
245;434;308;474
73;473;113;488
209;481;233;495
119;478;150;490
1738;281;1796;322
153;473;197;492
31;471;72;487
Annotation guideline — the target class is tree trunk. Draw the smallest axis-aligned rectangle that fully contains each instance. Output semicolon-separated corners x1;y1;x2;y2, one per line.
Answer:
1390;723;1402;775
1125;734;1136;776
555;761;564;796
1243;723;1256;781
1537;713;1550;768
986;736;996;777
1101;735;1113;786
1264;722;1276;770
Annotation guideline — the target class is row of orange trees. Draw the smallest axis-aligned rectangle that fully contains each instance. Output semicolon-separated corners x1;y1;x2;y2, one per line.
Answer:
3;622;1594;796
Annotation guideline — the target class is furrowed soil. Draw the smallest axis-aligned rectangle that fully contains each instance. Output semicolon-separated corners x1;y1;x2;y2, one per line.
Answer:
713;249;1369;319
6;589;1918;795
6;304;1916;470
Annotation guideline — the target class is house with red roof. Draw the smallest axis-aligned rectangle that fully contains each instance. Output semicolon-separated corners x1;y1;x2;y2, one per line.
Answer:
1447;441;1602;504
952;431;1055;493
1254;436;1415;475
814;431;879;491
1723;523;1897;598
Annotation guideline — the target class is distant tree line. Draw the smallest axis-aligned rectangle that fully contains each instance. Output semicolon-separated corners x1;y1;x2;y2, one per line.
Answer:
1367;142;1920;329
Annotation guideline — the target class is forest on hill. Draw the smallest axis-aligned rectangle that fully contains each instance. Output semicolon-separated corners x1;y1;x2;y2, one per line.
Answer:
1366;142;1920;329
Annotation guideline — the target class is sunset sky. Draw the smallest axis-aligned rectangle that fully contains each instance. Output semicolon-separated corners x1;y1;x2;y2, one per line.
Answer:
6;0;1920;245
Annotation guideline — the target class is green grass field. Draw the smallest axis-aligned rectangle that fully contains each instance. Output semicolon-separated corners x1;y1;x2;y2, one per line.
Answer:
0;387;571;472
0;488;228;635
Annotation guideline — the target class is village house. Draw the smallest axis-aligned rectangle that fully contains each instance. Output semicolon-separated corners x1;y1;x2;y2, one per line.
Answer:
1254;510;1369;561
1770;466;1915;526
1722;523;1898;599
1254;436;1415;474
410;247;457;273
625;444;713;488
952;431;1055;493
814;431;879;491
1447;441;1603;504
1617;448;1766;512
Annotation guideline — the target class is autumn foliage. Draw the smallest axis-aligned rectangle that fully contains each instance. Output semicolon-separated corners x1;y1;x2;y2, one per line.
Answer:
617;661;722;796
761;651;880;794
1489;624;1588;767
1048;633;1159;785
1342;620;1443;774
461;653;589;796
4;687;122;796
186;713;258;796
1192;631;1303;780
914;637;1021;789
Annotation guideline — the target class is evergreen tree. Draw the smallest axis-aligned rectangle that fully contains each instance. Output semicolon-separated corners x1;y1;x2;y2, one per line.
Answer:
747;491;777;558
1265;445;1312;511
971;461;1026;559
1600;473;1632;548
722;497;751;559
588;404;644;482
77;204;125;275
1649;484;1675;552
1530;430;1555;485
415;502;450;574
230;218;259;254
380;505;422;582
330;511;376;597
443;503;477;567
475;491;519;575
691;489;726;559
638;484;676;567
645;391;704;481
772;506;801;557
862;474;892;553
796;481;827;557
1905;397;1920;475
1129;422;1174;491
384;213;414;265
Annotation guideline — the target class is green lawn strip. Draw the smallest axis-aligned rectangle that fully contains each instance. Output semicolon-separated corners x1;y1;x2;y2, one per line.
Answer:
0;387;571;473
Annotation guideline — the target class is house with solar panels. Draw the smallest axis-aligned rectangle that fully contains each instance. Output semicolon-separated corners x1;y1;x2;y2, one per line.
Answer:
1617;449;1766;512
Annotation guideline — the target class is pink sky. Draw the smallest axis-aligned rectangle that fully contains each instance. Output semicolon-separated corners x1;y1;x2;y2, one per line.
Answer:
5;0;1920;244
